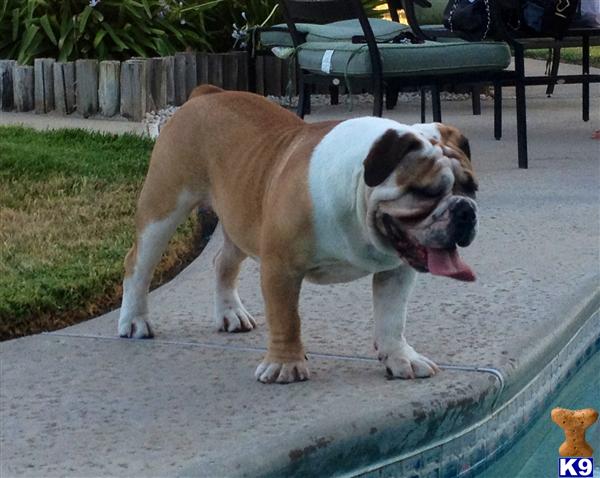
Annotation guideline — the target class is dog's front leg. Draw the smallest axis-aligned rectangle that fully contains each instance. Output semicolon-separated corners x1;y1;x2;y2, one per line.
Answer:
255;262;309;384
373;267;439;379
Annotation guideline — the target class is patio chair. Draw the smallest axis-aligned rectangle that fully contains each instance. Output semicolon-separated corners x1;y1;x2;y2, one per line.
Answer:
386;0;487;116
279;0;513;137
249;24;342;104
254;8;411;110
400;0;600;167
400;0;599;98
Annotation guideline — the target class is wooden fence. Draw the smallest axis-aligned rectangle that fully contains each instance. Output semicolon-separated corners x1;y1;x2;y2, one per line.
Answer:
0;52;297;121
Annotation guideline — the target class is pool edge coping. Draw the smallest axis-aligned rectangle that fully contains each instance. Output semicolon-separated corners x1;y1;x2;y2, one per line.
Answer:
351;287;600;478
177;286;600;478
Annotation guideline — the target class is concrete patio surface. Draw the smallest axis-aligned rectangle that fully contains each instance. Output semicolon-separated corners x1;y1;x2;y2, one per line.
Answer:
1;59;599;477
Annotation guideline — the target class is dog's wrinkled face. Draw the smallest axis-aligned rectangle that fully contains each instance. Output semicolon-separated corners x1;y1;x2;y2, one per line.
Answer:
363;124;478;281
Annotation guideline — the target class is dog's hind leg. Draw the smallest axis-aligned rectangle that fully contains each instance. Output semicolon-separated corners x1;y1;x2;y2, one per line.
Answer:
118;190;198;339
213;230;256;332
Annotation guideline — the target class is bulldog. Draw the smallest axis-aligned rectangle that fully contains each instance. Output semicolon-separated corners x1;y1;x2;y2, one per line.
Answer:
118;85;478;384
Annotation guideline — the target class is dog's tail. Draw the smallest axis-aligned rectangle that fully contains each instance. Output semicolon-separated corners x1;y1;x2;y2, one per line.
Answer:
188;84;224;100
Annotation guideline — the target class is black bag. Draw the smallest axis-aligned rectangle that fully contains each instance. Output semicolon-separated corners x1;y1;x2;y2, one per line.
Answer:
521;0;580;38
444;0;579;40
442;0;518;40
443;0;492;40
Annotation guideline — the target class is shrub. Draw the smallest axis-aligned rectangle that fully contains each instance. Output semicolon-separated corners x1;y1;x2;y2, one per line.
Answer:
0;0;224;64
0;0;387;62
210;0;387;53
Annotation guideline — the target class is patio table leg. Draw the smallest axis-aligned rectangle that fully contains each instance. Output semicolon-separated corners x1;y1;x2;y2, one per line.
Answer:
471;84;481;115
297;77;309;118
420;87;426;123
582;34;590;122
329;84;339;105
545;46;561;96
431;84;441;123
247;47;257;93
373;77;383;117
494;81;502;140
515;43;528;169
385;85;399;110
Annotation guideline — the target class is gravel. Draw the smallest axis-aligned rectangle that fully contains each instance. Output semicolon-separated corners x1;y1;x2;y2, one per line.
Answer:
143;91;479;139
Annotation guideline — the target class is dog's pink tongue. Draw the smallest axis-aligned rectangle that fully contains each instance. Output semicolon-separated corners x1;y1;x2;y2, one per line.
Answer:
427;248;476;282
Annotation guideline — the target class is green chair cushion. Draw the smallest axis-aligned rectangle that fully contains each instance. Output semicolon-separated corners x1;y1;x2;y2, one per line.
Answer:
296;40;511;77
419;26;468;41
421;23;450;32
260;26;297;47
414;0;447;25
260;18;408;47
305;18;408;42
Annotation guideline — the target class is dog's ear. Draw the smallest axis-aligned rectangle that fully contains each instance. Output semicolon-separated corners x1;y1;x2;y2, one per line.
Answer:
438;124;471;162
457;134;471;161
363;130;422;187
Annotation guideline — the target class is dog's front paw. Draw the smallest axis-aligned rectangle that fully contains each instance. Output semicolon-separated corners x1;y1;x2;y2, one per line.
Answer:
215;304;257;333
376;340;439;379
118;316;154;339
255;359;310;384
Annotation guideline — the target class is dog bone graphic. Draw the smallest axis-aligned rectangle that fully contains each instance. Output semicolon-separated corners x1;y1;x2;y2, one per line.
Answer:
551;407;598;457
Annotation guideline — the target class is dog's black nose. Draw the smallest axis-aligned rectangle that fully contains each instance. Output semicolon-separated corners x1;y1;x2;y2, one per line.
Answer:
451;201;477;247
454;201;476;225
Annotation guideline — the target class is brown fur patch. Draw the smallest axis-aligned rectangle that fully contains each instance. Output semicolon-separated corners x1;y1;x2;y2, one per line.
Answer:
363;129;423;187
436;124;478;195
257;120;339;361
130;87;339;363
395;156;443;190
188;84;224;99
437;124;472;166
123;244;137;278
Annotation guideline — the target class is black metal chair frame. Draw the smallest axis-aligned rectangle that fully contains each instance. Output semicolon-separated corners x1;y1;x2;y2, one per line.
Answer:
497;26;600;167
247;25;342;104
388;0;489;116
280;0;385;117
401;0;600;168
280;0;515;148
247;25;287;94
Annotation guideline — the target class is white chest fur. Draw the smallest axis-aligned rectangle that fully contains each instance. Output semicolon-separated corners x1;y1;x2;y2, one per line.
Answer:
306;117;411;281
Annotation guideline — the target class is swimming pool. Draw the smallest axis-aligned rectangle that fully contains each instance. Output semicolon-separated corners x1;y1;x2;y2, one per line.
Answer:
476;350;600;477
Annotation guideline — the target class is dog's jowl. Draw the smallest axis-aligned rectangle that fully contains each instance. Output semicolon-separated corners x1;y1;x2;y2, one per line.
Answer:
118;85;478;384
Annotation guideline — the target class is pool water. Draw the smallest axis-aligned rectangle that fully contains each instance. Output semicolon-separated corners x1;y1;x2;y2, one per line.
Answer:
477;351;600;478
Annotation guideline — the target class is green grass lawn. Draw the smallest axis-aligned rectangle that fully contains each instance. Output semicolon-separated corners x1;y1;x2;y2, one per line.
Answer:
526;46;600;68
0;126;202;340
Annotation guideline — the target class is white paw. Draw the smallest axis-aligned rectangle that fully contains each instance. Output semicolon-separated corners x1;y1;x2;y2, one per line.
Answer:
375;340;439;379
215;301;256;333
118;316;154;339
255;359;310;384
